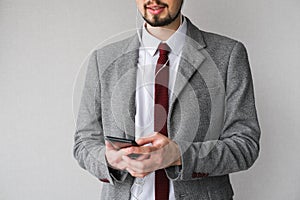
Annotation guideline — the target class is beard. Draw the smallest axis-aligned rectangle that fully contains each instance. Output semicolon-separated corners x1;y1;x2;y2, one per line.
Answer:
143;0;183;27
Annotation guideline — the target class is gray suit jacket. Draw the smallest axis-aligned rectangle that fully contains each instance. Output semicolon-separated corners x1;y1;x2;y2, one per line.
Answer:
73;18;260;200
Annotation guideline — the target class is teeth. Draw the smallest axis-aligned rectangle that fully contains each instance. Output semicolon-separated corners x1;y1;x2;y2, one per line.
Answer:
152;7;162;10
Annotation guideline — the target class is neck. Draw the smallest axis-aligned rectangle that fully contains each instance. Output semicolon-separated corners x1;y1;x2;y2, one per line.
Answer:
146;14;182;41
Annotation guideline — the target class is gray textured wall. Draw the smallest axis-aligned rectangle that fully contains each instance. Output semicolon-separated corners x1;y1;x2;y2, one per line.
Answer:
1;0;299;199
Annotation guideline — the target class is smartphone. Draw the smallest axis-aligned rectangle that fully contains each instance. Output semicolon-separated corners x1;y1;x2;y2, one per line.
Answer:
104;136;139;149
105;136;140;159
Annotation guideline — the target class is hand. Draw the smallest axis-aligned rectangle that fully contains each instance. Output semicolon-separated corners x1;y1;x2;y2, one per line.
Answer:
122;132;182;178
105;141;151;171
105;141;130;171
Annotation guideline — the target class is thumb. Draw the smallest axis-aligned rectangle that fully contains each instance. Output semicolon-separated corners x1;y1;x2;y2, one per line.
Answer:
105;141;114;150
136;132;159;146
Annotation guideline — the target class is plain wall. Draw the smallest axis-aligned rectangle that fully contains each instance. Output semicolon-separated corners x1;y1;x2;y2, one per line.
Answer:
1;0;299;199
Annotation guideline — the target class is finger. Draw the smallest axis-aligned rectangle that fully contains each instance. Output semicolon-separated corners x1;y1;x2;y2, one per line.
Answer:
123;154;160;173
105;141;115;150
126;168;150;178
117;161;129;171
126;146;158;155
134;154;150;161
122;156;145;173
119;147;136;156
136;133;159;146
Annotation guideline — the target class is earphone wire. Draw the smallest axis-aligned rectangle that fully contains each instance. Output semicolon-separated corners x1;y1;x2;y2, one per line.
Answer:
135;9;183;102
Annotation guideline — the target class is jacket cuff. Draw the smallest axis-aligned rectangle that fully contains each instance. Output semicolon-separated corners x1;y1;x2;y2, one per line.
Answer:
165;165;182;180
172;140;196;180
108;166;129;183
97;148;127;185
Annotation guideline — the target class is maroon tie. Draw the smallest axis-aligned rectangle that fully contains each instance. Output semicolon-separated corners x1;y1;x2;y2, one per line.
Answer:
154;43;170;200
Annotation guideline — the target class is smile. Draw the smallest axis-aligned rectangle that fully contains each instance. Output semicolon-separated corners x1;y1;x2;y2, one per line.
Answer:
146;6;166;15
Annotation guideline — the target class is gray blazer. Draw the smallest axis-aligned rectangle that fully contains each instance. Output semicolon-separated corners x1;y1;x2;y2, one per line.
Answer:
73;18;260;200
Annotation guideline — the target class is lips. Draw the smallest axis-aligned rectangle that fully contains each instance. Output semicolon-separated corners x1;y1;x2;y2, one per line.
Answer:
146;5;166;15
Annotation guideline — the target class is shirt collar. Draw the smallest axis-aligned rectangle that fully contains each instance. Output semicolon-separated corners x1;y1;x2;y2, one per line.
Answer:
141;16;187;57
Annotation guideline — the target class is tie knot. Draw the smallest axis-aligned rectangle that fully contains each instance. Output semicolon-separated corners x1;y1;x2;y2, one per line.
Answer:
158;43;170;56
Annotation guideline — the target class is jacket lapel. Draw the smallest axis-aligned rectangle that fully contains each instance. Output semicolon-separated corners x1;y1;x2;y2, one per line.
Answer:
114;20;207;139
169;19;207;122
113;35;140;139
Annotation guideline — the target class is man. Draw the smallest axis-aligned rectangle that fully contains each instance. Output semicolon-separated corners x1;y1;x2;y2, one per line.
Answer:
73;0;261;199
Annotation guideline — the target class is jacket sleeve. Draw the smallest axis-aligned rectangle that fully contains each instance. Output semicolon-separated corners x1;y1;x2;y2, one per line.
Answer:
73;51;128;185
166;42;261;181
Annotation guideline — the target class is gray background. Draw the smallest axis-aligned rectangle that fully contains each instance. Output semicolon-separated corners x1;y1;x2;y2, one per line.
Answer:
1;0;299;199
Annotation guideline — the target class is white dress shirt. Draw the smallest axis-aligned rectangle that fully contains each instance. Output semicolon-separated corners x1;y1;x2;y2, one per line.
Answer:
131;16;187;200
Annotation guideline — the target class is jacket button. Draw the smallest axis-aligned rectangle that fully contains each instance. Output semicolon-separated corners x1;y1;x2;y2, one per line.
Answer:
192;172;197;178
199;173;205;177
